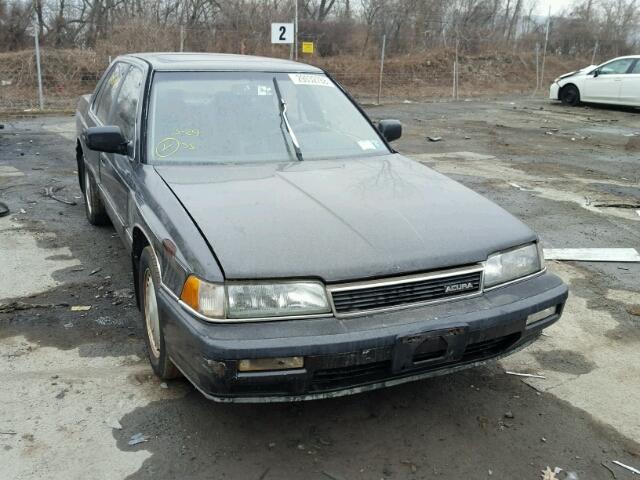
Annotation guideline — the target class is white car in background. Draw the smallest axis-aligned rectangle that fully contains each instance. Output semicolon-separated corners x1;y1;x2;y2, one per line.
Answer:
550;55;640;107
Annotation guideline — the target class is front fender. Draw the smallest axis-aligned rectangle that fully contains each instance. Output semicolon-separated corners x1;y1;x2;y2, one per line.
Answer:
130;164;224;295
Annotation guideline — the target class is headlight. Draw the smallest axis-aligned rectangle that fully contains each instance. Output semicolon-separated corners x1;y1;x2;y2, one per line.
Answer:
484;243;544;288
227;282;330;319
180;276;331;320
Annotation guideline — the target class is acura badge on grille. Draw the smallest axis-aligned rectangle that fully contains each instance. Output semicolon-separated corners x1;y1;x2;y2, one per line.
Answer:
444;282;474;293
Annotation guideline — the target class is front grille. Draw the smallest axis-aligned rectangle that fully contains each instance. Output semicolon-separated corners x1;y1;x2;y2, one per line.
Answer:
461;333;520;362
329;267;482;315
311;361;391;391
308;333;520;393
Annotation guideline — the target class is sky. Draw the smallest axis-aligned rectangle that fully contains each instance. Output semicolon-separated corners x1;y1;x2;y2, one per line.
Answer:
532;0;577;15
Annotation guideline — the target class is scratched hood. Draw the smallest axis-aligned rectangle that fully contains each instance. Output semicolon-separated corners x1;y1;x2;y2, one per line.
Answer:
155;154;536;282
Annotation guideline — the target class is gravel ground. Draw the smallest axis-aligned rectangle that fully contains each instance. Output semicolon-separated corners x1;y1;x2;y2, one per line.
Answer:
1;97;639;480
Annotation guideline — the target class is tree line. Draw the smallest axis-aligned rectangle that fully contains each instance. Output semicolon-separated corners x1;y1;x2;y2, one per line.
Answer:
0;0;638;59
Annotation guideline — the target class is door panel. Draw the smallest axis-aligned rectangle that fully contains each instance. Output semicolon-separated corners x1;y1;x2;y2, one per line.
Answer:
100;66;145;231
582;58;635;103
582;74;622;102
619;61;640;106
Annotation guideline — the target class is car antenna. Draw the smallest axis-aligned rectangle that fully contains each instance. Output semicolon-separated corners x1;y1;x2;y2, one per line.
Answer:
272;77;304;161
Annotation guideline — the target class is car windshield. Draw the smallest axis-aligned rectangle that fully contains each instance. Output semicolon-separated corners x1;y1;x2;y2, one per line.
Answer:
147;71;390;164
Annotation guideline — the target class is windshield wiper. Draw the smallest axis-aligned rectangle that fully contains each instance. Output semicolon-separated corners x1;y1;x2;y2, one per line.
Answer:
272;77;304;161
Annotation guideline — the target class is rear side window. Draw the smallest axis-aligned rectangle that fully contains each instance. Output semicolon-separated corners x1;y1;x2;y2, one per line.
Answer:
94;63;129;123
111;67;144;143
631;61;640;74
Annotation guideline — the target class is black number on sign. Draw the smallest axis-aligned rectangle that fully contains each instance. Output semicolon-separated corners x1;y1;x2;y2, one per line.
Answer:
279;26;286;41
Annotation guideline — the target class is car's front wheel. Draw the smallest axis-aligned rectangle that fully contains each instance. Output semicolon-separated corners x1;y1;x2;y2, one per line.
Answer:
139;246;180;380
560;84;581;106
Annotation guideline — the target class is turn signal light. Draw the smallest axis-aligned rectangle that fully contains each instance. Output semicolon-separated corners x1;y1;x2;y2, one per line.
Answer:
180;275;201;311
180;275;225;318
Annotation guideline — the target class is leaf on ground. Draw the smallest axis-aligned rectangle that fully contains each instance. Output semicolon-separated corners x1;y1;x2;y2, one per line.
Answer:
541;466;561;480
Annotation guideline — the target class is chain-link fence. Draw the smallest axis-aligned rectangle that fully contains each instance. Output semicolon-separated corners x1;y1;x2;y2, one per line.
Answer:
0;27;590;111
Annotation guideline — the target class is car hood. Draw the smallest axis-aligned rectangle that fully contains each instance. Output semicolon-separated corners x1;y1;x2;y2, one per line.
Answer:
557;64;596;81
155;154;536;282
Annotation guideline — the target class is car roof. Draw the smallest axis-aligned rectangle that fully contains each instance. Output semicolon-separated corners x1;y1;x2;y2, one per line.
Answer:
604;55;640;62
126;52;323;73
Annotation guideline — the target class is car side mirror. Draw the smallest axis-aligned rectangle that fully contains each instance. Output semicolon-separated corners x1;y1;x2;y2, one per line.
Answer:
84;126;129;155
593;69;599;77
378;119;402;142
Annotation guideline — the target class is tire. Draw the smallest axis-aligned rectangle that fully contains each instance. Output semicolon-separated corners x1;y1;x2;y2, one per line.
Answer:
0;201;9;217
560;85;581;106
83;163;109;225
139;246;180;380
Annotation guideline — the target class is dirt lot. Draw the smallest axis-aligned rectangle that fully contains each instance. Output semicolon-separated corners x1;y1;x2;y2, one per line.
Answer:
1;97;639;480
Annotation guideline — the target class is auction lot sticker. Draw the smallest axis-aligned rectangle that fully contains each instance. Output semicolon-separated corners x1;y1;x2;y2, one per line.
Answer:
289;73;334;87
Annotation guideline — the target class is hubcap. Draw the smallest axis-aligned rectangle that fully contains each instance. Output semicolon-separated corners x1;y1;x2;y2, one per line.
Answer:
84;168;93;216
144;270;161;358
564;89;576;103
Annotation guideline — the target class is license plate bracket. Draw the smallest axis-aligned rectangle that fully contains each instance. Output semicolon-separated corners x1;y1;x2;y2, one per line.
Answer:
392;325;468;373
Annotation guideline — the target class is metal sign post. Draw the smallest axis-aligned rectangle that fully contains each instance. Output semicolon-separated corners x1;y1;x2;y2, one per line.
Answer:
535;43;540;91
540;7;551;90
294;0;299;61
290;26;294;60
34;22;44;110
377;34;386;105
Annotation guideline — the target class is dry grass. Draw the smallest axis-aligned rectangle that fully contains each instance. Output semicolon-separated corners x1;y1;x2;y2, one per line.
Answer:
0;48;590;111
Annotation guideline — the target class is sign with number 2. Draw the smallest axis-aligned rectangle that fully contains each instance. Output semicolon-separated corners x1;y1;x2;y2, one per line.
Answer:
271;23;294;44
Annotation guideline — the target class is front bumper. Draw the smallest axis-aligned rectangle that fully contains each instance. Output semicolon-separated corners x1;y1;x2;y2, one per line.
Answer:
159;272;568;402
549;82;560;100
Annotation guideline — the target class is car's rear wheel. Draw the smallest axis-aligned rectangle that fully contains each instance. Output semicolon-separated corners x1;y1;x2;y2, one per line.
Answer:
139;246;180;380
560;85;581;106
83;164;109;225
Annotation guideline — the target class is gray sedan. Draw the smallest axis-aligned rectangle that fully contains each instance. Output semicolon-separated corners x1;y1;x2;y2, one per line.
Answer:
75;53;567;402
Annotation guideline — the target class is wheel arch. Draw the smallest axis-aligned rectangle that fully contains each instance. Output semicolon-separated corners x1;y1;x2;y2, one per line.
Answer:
560;82;580;96
559;82;581;106
132;225;154;309
76;139;85;192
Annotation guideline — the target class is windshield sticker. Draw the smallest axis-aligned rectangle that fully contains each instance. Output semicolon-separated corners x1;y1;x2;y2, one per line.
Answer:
257;85;272;96
174;128;200;136
357;140;377;151
155;137;196;158
288;74;334;88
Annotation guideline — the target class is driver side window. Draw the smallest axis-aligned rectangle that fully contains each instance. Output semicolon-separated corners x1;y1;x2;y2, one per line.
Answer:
94;63;129;123
599;59;634;75
111;67;144;144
